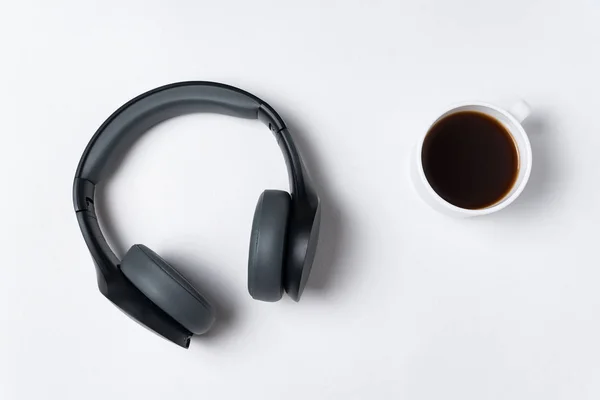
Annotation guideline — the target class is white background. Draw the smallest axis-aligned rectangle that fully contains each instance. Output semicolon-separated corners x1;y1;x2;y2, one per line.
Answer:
1;1;600;399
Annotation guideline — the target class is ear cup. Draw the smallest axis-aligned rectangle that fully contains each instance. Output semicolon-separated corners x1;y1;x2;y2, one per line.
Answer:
248;190;291;302
120;244;215;335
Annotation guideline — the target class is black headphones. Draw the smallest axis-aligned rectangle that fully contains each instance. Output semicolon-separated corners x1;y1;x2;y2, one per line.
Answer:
73;82;321;348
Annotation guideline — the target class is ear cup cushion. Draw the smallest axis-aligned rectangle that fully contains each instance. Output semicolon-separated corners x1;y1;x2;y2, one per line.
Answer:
120;245;215;335
248;190;291;302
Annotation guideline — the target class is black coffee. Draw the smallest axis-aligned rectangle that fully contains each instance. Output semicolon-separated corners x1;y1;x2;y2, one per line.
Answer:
422;111;519;210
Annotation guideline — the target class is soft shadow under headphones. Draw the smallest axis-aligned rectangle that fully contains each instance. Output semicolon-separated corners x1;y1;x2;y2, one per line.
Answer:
73;82;321;348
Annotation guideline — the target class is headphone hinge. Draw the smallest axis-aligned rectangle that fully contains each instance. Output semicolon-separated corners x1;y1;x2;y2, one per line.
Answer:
73;178;96;214
258;103;286;133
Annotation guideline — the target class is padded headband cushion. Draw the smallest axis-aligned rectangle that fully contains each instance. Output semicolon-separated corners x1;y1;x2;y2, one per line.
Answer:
121;244;215;335
79;83;262;183
248;190;291;302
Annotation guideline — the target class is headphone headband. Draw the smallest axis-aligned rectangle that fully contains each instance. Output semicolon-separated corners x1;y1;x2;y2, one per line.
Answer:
75;81;306;187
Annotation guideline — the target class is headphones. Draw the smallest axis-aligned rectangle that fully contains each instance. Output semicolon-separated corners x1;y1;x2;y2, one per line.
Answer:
73;82;321;348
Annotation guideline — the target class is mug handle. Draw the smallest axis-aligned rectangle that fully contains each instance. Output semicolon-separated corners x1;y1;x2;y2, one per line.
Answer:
508;99;531;123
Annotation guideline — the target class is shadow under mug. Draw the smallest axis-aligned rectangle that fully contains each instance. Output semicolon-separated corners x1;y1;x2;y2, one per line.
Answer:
411;100;532;218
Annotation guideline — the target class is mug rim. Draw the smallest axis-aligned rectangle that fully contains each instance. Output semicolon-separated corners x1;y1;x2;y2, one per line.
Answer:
416;101;533;216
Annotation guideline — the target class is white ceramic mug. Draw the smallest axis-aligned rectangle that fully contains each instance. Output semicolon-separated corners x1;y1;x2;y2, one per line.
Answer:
411;100;532;217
